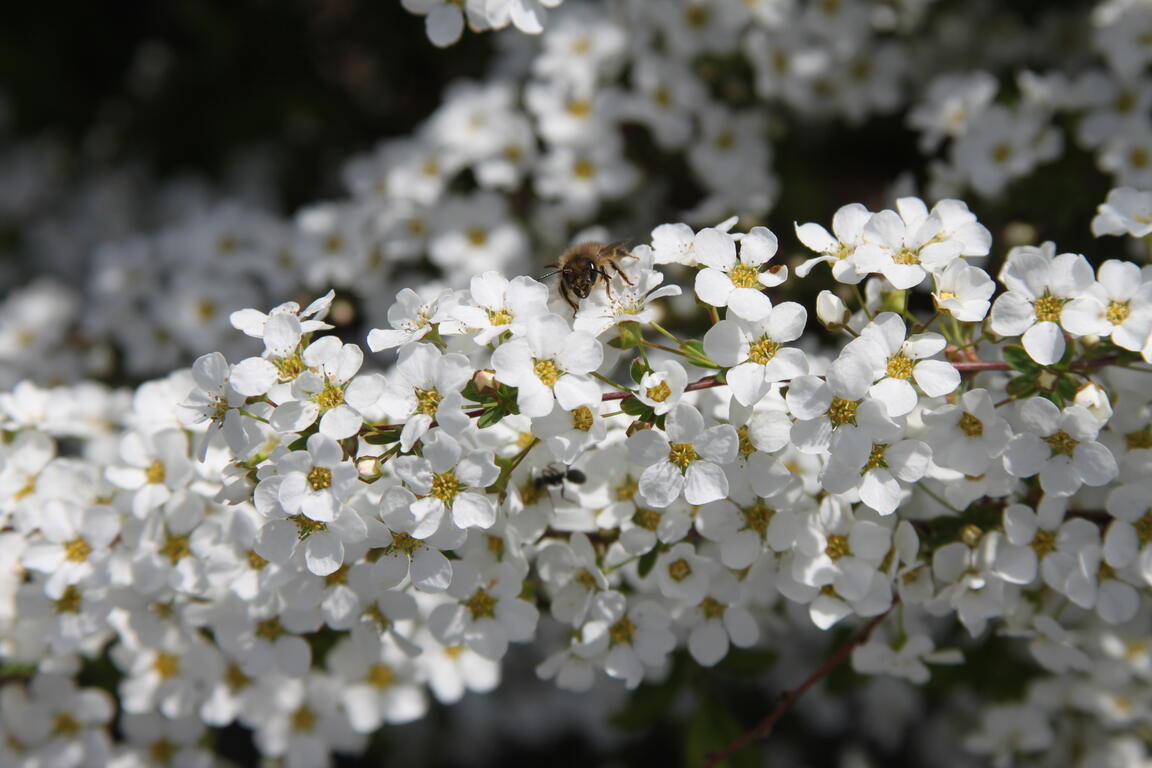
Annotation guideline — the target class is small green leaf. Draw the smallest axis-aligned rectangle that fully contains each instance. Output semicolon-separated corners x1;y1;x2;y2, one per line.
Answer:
637;548;659;578
1006;375;1036;398
620;396;654;419
630;358;649;385
477;406;509;429
364;429;401;445
1002;345;1038;373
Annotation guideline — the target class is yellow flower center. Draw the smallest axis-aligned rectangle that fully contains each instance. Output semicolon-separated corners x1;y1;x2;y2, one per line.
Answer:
225;664;251;692
145;460;167;485
1032;529;1057;557
324;564;349;586
632;508;661;531
572;158;597;179
387;532;421;556
828;397;860;427
313;382;346;411
290;514;328;540
743;501;774;536
668;558;692;581
825;534;850;560
487;307;513;326
430;471;461;506
609;616;636;646
153;652;180;680
959;412;984;437
150;739;178;764
646;381;672;402
668;442;698;470
571;406;594;431
415;387;442;417
1125;425;1152;451
728;264;761;289
368;663;395;690
64;537;92;563
55;586;82;613
886;353;914;380
160;533;191;563
699;597;726;619
53;713;81;737
465;588;497;619
736;425;755;458
247;549;268;570
534;358;561;387
466;227;488;246
748;337;780;365
1106;299;1131;325
257;618;289;642
1043;430;1079;457
1031;293;1067;323
307;466;332;491
275;353;308;380
894;247;920;265
864;443;889;471
291;705;316;733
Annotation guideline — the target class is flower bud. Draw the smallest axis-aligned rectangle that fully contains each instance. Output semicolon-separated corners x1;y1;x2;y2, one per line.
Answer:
356;456;383;482
816;290;850;329
472;369;499;398
1075;382;1113;425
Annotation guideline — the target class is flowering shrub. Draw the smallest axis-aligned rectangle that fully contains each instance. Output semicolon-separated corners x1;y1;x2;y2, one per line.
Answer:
5;1;1152;766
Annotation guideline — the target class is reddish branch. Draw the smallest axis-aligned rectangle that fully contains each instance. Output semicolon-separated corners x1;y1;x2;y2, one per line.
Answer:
369;353;1123;433
703;602;897;768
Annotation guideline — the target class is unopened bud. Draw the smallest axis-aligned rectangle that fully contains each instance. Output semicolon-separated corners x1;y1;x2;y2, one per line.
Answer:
356;456;383;482
1075;382;1113;425
959;524;983;547
816;290;850;329
472;369;499;397
626;420;654;437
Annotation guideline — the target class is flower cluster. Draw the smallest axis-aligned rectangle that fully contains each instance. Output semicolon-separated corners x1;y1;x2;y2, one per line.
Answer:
4;193;1152;765
4;0;1152;765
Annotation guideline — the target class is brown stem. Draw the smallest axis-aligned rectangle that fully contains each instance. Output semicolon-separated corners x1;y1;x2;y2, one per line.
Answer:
703;601;897;768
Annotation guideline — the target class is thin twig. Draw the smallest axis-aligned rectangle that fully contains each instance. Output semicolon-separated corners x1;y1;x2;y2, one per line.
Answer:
703;601;897;768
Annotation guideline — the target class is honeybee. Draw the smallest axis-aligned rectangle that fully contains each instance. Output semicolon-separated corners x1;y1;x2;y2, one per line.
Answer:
544;241;634;311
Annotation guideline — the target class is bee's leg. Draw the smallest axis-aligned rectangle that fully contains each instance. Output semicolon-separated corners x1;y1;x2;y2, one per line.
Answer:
608;259;634;286
560;281;579;313
598;267;615;300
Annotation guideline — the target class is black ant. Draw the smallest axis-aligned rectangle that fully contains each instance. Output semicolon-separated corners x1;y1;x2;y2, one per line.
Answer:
532;462;586;502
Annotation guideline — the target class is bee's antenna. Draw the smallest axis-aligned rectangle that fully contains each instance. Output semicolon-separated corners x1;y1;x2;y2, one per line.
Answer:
538;270;564;281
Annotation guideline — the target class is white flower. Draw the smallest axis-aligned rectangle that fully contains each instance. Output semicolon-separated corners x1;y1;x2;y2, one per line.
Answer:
851;633;962;684
635;359;688;416
693;226;785;321
580;592;675;689
1092;187;1152;238
922;388;1012;476
821;415;932;516
401;0;488;47
393;432;500;537
530;401;607;464
572;244;681;335
275;433;359;523
990;244;1098;365
105;428;193;518
1061;259;1152;351
704;303;809;406
627;404;738;507
654;542;711;604
1003;398;1119;496
428;561;539;660
931;259;995;322
454;272;551;345
368;286;460;352
20;500;118;590
679;572;758;667
270;336;382;440
230;290;334;340
795;203;872;284
379;342;473;451
840;312;960;417
326;637;427;731
490;313;602;418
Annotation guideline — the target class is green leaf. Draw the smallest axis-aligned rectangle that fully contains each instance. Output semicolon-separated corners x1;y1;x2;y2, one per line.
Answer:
614;321;644;349
1005;374;1036;398
620;396;654;420
1053;374;1078;404
637;547;659;578
630;358;648;385
684;694;759;768
364;429;401;445
477;405;509;429
1002;345;1038;373
679;338;720;368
